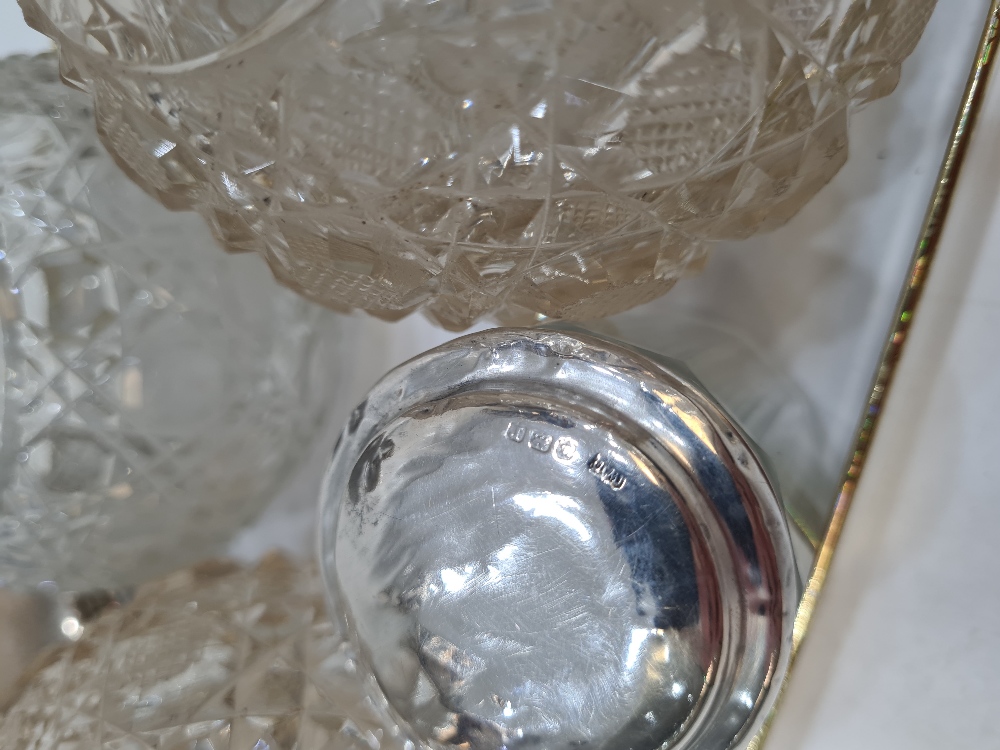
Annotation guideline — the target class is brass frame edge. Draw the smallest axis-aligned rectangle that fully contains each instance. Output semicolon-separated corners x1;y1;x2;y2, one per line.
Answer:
751;3;1000;747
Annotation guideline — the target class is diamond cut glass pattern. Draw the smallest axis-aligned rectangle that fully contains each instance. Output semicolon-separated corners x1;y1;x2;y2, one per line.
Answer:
18;0;936;329
0;54;344;592
0;556;411;750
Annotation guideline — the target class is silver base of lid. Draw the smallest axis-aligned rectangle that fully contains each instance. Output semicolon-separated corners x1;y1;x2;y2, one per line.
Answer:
321;328;797;750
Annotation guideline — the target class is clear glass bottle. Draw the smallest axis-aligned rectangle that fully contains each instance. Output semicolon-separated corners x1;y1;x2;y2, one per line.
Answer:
0;53;351;593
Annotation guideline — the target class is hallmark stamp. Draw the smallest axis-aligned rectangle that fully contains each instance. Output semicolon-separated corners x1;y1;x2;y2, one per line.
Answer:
505;423;527;443
552;437;578;463
527;431;554;453
587;453;627;491
504;422;570;456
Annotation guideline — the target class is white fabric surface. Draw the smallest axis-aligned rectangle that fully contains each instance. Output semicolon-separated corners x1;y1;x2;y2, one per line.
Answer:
767;47;1000;750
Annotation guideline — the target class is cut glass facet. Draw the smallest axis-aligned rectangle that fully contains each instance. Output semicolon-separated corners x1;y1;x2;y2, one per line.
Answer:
19;0;936;329
0;556;409;750
0;54;345;592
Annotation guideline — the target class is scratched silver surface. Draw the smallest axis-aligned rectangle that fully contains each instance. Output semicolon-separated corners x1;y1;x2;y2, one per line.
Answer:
320;329;798;750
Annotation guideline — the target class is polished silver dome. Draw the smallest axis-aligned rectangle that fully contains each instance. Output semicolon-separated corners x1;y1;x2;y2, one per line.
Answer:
320;328;798;750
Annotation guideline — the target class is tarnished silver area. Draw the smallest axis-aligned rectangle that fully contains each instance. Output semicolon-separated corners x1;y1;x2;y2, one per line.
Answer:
320;329;797;750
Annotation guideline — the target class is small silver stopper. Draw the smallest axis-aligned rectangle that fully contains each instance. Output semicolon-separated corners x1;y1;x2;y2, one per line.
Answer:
321;328;797;750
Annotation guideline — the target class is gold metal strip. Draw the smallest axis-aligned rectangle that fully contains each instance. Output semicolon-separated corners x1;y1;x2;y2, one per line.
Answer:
751;2;1000;747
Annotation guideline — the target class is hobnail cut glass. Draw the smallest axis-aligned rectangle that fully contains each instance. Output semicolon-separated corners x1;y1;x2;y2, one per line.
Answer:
0;54;344;593
0;555;410;750
18;0;935;329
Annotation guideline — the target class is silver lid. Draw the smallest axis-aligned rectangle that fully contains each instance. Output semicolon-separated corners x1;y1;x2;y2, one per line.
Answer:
320;328;797;750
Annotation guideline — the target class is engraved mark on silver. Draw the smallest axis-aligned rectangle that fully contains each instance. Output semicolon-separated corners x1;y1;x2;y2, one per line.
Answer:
587;453;627;491
505;423;527;443
505;422;553;453
504;422;567;455
552;436;579;463
527;431;554;453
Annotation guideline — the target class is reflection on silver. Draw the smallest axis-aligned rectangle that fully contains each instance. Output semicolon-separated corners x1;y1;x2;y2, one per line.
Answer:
321;329;798;750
